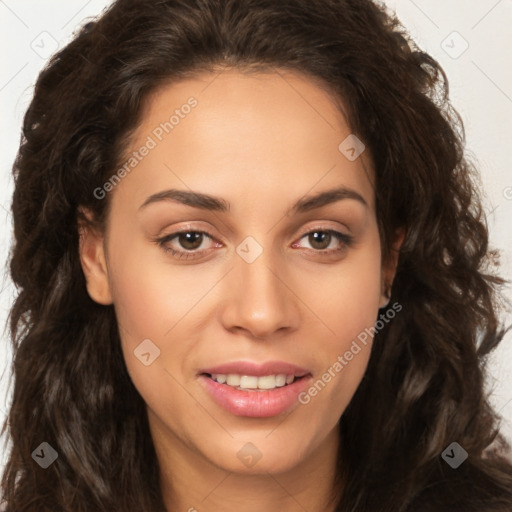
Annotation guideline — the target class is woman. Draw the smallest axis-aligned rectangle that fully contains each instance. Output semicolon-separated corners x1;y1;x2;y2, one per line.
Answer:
2;0;511;510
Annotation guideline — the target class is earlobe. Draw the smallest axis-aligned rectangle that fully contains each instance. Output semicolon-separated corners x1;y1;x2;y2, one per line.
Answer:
78;210;113;305
379;283;391;309
379;227;406;309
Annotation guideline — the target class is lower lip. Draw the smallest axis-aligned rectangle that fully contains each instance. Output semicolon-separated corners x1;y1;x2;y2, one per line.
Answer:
199;374;312;418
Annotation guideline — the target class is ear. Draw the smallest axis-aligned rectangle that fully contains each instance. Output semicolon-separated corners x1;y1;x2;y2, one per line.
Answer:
78;208;113;305
379;227;406;309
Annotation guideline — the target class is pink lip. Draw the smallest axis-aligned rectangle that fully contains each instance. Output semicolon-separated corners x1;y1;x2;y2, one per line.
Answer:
199;360;310;377
199;375;312;417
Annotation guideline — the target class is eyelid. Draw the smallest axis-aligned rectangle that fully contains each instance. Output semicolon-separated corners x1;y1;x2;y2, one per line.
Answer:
295;222;351;239
154;223;354;260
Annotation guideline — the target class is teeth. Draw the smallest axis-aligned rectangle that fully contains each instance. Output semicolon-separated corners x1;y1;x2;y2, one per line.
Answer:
210;373;298;390
215;374;226;384
274;374;286;387
240;375;259;389
259;374;283;389
226;374;241;386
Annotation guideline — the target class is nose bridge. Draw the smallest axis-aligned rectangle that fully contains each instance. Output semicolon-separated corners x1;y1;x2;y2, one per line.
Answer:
220;238;300;337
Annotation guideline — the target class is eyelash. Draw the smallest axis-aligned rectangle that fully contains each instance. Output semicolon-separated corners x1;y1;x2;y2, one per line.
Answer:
154;227;354;260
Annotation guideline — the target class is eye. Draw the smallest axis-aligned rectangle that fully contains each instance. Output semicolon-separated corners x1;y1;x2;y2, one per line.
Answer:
292;229;353;256
155;230;220;260
154;227;354;261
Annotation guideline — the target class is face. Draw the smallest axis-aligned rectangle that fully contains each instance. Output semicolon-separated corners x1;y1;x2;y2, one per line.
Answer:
80;68;400;477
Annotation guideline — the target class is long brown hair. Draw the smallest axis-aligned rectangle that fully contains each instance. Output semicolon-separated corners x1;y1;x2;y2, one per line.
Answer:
2;0;512;510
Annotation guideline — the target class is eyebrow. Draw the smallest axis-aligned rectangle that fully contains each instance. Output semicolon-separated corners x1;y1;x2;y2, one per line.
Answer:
138;185;368;214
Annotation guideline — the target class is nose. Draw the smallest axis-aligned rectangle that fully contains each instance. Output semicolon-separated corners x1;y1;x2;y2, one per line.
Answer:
218;249;301;340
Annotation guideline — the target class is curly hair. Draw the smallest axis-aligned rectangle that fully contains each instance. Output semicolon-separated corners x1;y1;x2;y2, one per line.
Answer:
2;0;512;510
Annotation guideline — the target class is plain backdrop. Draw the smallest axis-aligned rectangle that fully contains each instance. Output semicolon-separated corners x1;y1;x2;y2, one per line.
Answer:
1;0;511;474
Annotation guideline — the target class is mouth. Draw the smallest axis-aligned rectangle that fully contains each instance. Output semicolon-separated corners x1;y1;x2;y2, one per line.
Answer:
202;372;308;391
198;361;312;417
198;363;313;417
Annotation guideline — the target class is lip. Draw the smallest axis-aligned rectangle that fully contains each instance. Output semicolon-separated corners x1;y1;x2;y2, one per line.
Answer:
198;360;310;377
199;374;312;417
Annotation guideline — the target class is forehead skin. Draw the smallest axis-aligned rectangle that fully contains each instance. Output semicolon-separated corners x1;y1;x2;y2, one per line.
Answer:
108;68;375;234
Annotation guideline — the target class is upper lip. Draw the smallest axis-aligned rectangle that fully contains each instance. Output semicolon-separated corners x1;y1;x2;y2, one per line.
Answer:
199;361;311;377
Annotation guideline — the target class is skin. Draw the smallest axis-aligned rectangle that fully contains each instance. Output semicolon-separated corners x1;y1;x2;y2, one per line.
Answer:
79;68;404;512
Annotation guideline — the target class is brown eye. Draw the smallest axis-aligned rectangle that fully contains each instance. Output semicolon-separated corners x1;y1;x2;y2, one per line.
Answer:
307;231;333;250
176;232;204;251
155;230;219;260
292;228;354;257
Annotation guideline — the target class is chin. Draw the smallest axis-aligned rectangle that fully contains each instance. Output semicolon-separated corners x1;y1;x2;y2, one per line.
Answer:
202;430;315;475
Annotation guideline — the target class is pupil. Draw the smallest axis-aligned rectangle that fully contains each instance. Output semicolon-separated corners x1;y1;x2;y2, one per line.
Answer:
309;231;330;250
179;232;202;250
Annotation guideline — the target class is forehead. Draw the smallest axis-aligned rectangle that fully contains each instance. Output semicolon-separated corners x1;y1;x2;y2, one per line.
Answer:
114;68;375;215
138;68;353;148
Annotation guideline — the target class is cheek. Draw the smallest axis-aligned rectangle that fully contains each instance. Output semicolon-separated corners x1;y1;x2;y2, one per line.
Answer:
299;234;382;414
312;230;383;348
108;256;195;419
110;267;171;341
104;232;187;384
106;228;192;340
